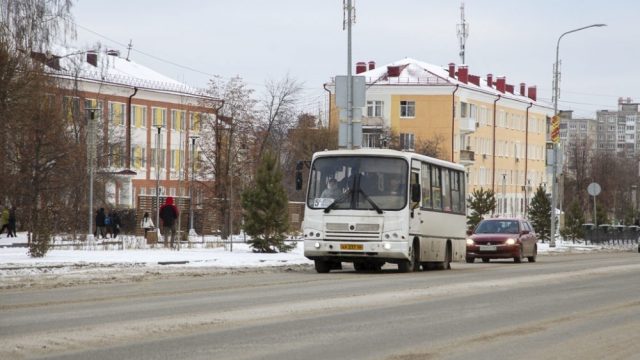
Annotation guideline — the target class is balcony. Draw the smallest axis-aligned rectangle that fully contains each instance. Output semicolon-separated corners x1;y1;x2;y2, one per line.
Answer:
459;149;475;165
459;117;477;134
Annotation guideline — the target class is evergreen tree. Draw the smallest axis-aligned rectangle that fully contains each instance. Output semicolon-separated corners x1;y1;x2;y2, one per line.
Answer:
241;152;294;253
528;185;551;242
466;188;496;231
595;204;609;226
560;200;585;242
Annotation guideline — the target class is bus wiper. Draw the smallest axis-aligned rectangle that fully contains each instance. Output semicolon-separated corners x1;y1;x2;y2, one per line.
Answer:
358;189;383;214
323;189;352;213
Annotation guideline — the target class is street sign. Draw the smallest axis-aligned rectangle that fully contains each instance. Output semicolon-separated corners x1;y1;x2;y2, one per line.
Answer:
587;182;601;196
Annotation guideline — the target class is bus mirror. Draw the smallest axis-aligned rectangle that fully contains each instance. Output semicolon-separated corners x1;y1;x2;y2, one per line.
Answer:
295;171;303;191
411;184;421;203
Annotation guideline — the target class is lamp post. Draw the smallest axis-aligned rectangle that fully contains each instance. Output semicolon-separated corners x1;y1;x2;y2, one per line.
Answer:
189;135;199;236
155;125;162;240
550;23;606;247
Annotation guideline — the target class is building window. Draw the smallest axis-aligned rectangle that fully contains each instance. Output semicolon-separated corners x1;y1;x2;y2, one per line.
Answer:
132;105;147;128
152;107;167;128
362;133;381;148
460;102;468;118
366;100;383;117
399;133;415;150
400;101;415;118
109;102;125;126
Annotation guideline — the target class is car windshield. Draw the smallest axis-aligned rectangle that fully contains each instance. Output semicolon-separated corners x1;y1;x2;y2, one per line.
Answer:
475;220;519;234
307;156;408;211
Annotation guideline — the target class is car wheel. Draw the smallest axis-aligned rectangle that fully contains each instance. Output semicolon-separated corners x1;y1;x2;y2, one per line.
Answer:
527;245;537;262
482;258;490;263
466;257;475;263
314;260;331;273
514;245;523;263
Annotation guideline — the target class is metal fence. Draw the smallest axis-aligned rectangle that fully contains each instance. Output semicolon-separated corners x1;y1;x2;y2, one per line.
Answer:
581;224;640;245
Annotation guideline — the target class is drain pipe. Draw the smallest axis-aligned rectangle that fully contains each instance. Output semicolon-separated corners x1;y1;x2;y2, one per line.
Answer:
451;84;460;162
126;87;138;169
524;102;533;215
492;94;501;195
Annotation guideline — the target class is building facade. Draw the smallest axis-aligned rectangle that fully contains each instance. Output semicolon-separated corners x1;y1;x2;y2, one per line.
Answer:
596;98;640;156
43;47;222;210
328;58;554;218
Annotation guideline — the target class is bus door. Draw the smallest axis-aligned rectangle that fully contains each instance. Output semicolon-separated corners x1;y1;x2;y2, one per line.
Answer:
409;168;423;236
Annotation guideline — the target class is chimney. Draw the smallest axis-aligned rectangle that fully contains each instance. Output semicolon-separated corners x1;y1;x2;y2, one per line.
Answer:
86;52;98;67
506;84;514;94
355;61;367;74
448;63;455;78
106;49;120;57
387;65;401;77
496;76;506;93
486;73;493;88
527;86;537;101
458;65;468;84
469;74;480;86
368;61;376;70
519;83;526;96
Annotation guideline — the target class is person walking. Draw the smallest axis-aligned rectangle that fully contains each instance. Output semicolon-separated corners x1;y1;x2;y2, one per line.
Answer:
95;208;106;239
0;205;9;236
7;206;16;238
159;197;179;248
140;212;155;239
111;211;121;239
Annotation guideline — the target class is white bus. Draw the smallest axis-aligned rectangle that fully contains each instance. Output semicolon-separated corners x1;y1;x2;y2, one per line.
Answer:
298;149;467;273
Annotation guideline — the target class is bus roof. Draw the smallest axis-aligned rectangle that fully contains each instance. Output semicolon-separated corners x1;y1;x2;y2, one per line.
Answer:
312;149;465;171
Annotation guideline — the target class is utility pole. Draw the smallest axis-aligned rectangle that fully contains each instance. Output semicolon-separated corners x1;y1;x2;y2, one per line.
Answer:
457;2;469;64
86;108;98;237
189;136;199;237
155;125;162;243
344;0;356;149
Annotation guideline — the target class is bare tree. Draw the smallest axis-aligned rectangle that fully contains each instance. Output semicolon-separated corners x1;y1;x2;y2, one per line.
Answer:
257;75;302;157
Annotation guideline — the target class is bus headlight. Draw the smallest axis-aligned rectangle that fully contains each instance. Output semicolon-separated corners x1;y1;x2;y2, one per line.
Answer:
466;238;474;245
314;242;321;249
506;238;516;245
383;242;392;250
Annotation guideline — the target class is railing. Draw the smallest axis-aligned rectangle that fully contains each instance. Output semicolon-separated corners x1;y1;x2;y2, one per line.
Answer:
581;224;640;245
459;149;475;163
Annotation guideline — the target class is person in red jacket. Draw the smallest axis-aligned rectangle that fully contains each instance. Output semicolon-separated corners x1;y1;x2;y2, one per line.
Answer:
159;197;179;247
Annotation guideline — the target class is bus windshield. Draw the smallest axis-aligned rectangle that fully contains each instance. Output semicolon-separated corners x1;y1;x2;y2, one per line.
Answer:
307;156;408;211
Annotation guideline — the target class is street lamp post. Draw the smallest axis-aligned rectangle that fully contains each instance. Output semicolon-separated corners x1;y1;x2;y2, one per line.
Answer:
155;125;162;243
189;136;199;236
550;23;606;247
86;108;99;238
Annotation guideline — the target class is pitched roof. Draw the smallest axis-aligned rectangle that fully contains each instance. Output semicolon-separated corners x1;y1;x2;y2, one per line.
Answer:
353;57;547;106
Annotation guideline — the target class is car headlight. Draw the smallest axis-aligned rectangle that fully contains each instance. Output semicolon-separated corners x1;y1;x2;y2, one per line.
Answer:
466;238;474;245
505;238;516;245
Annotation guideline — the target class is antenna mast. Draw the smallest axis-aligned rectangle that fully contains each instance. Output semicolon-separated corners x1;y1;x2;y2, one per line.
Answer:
456;2;469;64
126;39;133;61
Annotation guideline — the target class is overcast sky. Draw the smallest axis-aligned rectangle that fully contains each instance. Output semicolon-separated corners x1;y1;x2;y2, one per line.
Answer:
71;0;639;118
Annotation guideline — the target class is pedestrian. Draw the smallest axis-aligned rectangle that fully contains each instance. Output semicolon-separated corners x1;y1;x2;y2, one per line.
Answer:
7;206;16;238
104;210;113;238
0;205;8;236
159;197;179;248
111;211;121;239
95;208;106;239
140;212;155;239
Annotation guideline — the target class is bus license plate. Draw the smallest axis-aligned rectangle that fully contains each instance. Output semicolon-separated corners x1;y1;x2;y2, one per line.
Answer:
340;244;363;251
479;245;497;251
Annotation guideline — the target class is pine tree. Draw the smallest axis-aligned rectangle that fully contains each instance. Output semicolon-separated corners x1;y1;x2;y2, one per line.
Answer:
241;152;294;253
560;200;584;242
466;188;496;231
528;185;551;242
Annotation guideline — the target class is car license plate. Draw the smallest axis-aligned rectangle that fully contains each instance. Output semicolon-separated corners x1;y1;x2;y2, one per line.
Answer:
479;245;497;251
340;243;363;251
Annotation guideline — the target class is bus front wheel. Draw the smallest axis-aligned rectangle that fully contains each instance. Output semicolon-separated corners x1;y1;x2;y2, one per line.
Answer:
314;260;331;273
398;241;419;273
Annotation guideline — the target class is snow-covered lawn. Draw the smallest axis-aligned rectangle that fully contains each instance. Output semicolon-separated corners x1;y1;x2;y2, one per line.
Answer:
0;232;636;289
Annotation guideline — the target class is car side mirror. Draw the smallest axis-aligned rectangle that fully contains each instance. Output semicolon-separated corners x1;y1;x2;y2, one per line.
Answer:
521;230;530;235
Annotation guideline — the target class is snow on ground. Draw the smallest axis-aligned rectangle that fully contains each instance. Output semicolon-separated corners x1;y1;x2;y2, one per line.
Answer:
0;232;636;289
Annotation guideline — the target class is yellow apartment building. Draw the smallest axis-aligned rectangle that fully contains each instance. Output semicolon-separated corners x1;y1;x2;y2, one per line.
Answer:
327;58;554;218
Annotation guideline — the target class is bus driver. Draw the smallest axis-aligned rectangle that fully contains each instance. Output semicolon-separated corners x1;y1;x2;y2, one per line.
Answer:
321;178;342;199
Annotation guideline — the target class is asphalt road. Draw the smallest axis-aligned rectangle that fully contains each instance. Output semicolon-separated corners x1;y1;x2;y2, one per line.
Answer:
1;252;639;360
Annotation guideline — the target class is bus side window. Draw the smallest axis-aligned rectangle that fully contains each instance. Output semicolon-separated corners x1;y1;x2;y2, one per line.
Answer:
421;163;431;209
410;171;420;205
431;166;442;210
